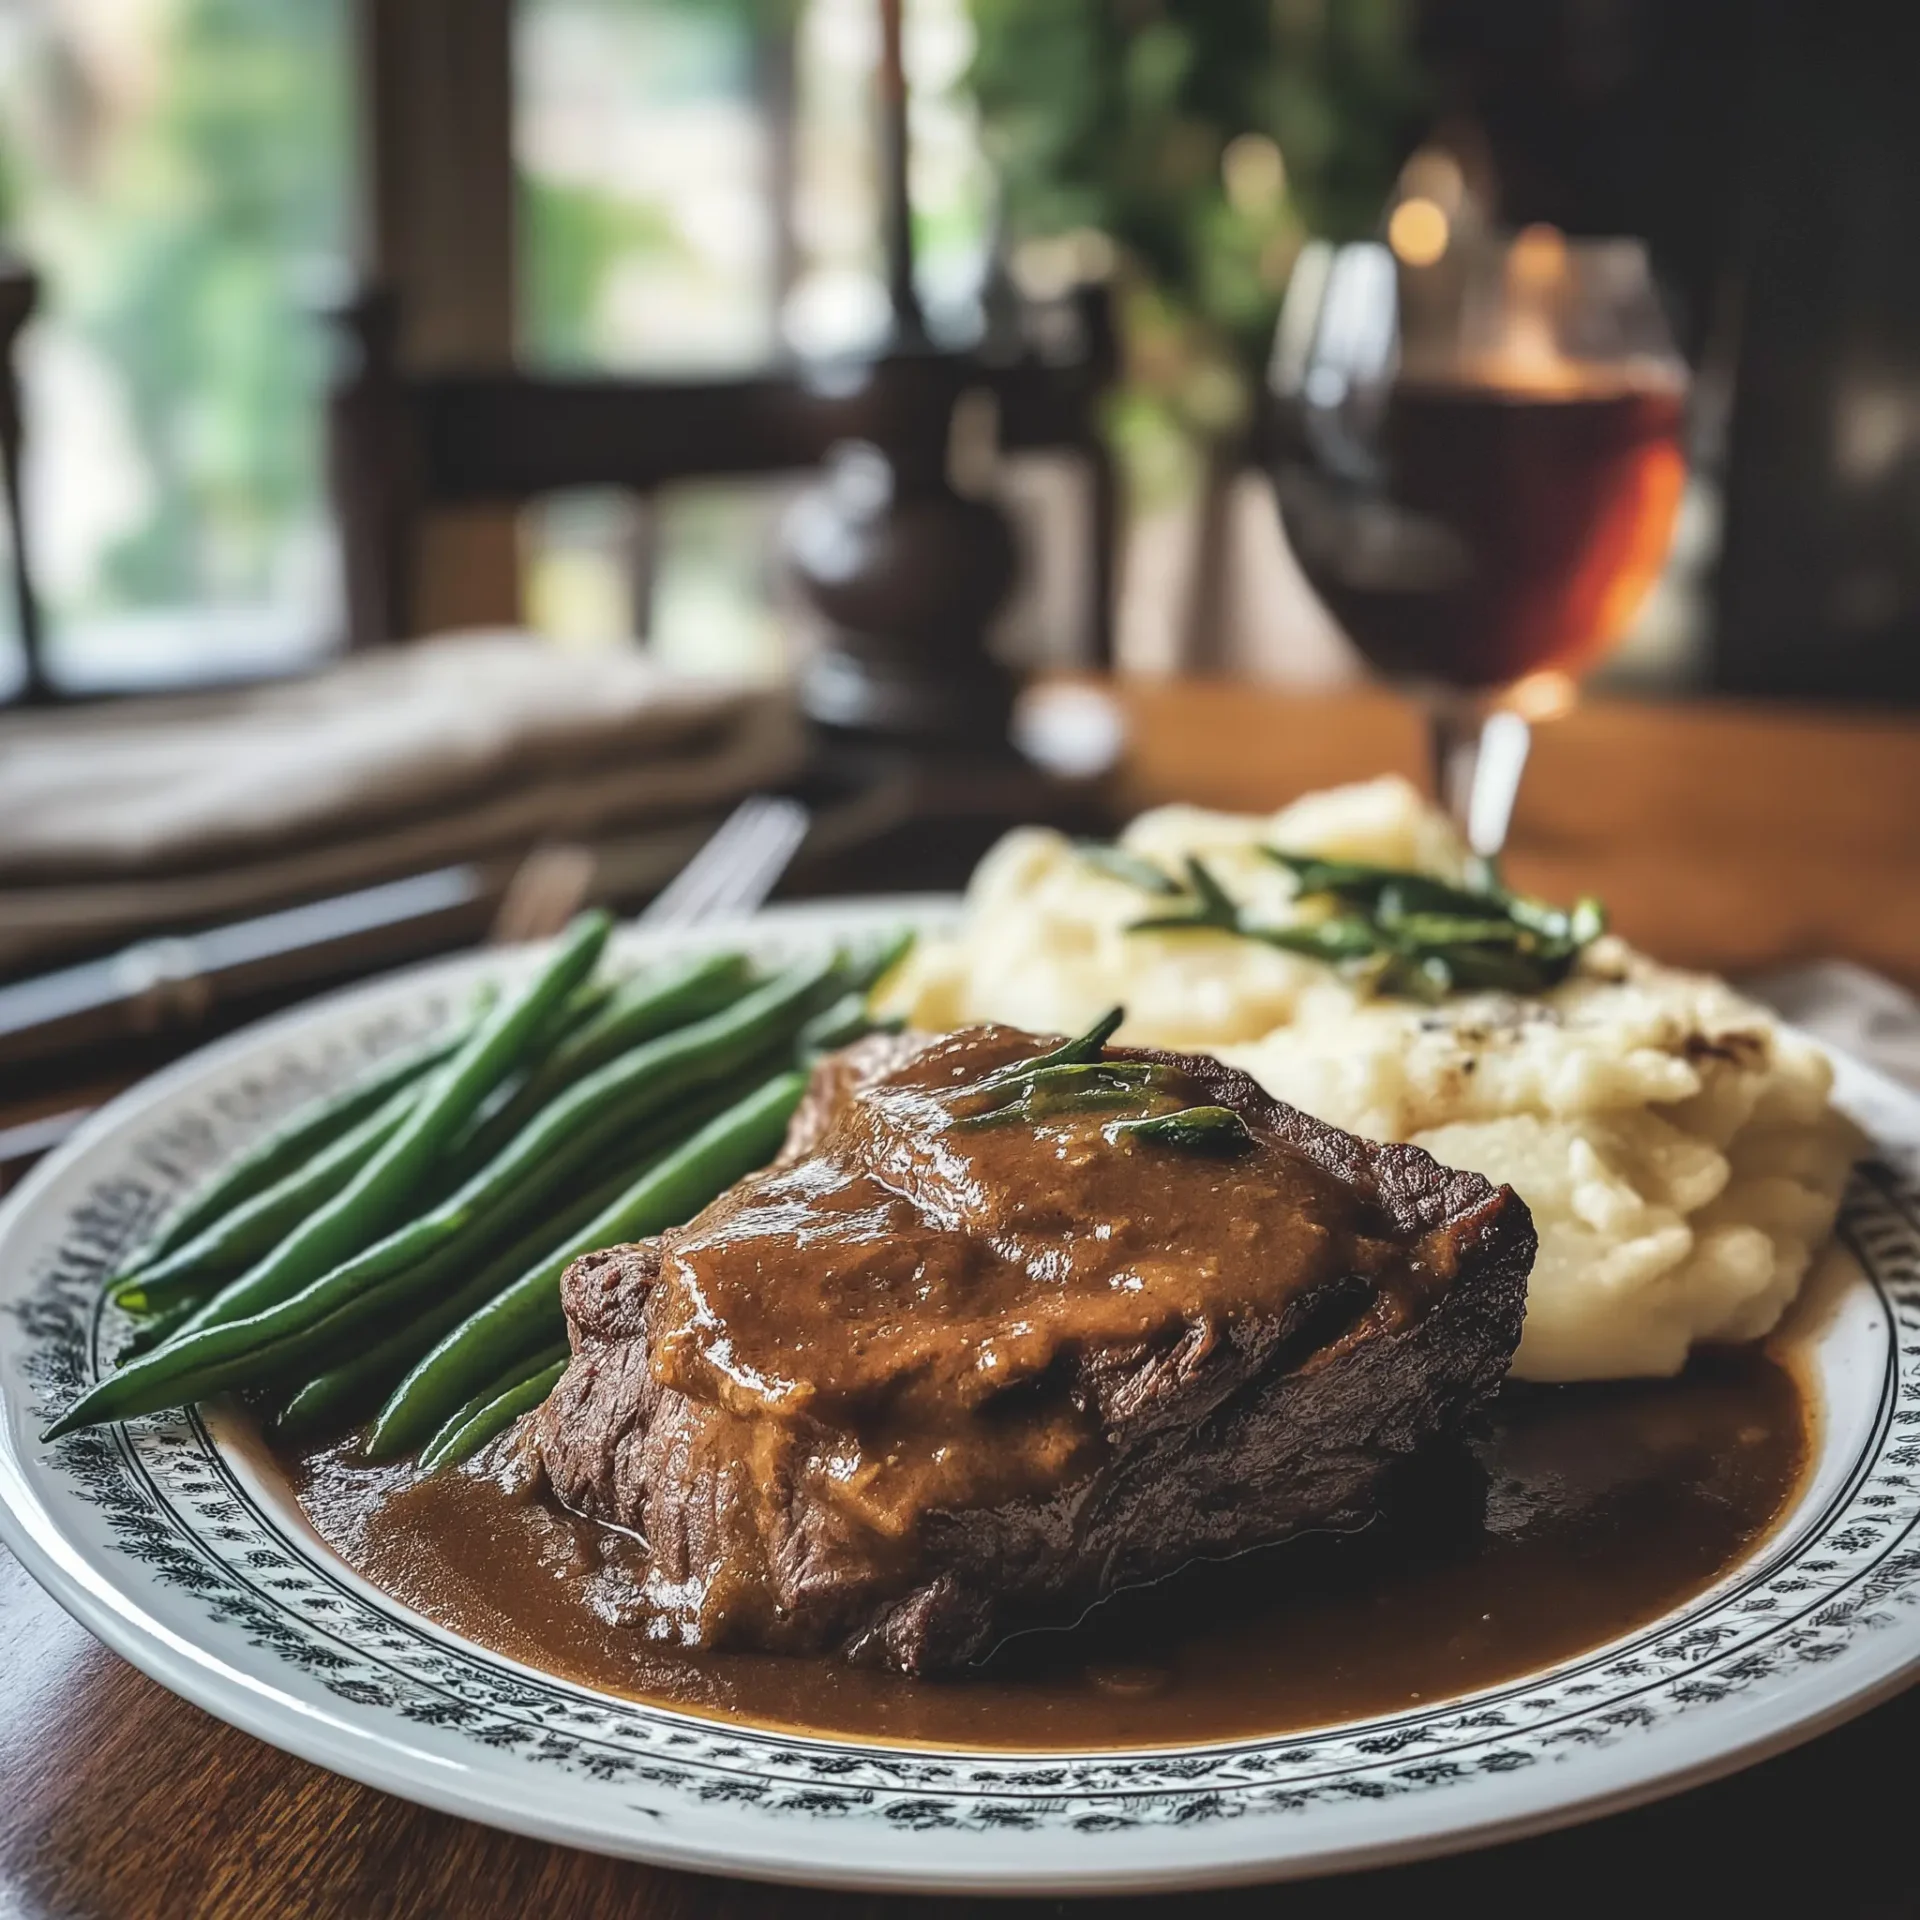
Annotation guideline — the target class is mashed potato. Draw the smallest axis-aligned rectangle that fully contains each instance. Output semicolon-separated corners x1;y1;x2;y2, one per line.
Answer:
877;777;1859;1383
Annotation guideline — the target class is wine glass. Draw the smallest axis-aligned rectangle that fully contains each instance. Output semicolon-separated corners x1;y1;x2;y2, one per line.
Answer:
1267;222;1689;859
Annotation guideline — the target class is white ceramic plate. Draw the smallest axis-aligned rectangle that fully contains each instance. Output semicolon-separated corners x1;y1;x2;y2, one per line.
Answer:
3;900;1919;1896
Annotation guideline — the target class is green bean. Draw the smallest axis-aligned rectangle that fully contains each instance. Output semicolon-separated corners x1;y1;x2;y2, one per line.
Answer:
456;972;617;1136
797;989;875;1058
794;932;913;1059
167;912;611;1341
449;986;596;1158
110;1082;423;1314
551;950;753;1079
841;926;916;994
114;1295;212;1363
270;1160;644;1441
87;1148;646;1441
184;951;827;1348
115;1006;484;1282
42;956;811;1441
44;913;610;1438
554;974;617;1038
55;1222;518;1432
460;950;754;1165
417;1345;571;1473
367;1069;807;1460
267;1072;760;1443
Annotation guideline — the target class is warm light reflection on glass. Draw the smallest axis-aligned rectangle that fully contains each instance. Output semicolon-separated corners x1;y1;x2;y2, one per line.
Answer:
1388;196;1451;268
1508;670;1579;723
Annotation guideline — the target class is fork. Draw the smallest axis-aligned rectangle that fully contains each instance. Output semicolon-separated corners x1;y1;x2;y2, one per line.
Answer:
634;795;812;931
489;795;811;946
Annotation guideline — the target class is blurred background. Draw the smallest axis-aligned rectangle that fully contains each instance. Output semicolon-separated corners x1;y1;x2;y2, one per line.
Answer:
4;0;1915;705
3;0;1918;1134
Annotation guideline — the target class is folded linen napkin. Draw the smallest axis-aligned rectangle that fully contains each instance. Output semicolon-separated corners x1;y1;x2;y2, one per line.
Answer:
0;632;805;971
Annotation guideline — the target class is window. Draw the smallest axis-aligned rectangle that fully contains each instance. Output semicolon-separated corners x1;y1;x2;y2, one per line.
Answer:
0;0;999;695
0;0;349;696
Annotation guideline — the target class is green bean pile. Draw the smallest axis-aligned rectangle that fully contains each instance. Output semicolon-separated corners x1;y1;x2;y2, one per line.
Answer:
48;914;911;1471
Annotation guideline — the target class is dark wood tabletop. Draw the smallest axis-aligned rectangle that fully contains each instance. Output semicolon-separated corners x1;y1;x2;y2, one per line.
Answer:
6;678;1920;1920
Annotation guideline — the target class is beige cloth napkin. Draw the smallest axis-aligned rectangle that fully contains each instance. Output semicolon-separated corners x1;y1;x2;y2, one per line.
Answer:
0;632;805;970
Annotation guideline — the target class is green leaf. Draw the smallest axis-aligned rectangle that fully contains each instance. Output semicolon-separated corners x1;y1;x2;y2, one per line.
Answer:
1076;841;1184;896
1240;917;1384;961
1126;855;1242;933
1569;896;1609;944
1107;1105;1255;1154
971;1006;1126;1097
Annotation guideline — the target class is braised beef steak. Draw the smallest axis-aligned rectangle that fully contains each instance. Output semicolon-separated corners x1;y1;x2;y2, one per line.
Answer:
534;1025;1534;1674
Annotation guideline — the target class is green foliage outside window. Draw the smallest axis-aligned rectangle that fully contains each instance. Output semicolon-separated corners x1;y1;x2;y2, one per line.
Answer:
3;0;347;623
968;0;1422;499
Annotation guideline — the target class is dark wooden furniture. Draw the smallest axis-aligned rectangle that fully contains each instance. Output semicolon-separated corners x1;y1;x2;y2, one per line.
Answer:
326;279;1121;678
0;255;43;704
332;0;1119;721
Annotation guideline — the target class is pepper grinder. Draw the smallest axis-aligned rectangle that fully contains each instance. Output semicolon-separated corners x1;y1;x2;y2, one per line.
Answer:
781;0;1020;750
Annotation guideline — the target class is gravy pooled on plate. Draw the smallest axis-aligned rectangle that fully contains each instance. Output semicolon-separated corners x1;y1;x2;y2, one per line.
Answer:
285;1344;1809;1751
532;1023;1533;1670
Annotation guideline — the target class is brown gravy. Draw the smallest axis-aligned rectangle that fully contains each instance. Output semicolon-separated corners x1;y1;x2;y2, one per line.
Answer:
281;1344;1808;1752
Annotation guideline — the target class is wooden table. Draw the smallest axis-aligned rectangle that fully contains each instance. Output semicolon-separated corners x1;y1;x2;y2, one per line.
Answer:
5;680;1919;1920
1090;678;1920;989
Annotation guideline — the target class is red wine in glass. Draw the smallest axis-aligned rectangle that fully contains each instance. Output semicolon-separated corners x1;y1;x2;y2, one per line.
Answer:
1279;373;1685;689
1270;230;1690;853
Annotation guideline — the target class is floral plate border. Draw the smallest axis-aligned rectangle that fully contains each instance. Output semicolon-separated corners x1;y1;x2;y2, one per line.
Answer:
2;901;1918;1895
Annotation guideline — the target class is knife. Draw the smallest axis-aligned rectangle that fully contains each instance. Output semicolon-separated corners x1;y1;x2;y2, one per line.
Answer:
0;863;490;1069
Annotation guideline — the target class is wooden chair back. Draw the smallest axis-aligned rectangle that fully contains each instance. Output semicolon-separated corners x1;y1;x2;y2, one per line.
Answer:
0;257;44;703
326;280;1120;669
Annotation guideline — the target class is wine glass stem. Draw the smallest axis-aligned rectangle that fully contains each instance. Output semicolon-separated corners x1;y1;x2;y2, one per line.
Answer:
1427;694;1533;863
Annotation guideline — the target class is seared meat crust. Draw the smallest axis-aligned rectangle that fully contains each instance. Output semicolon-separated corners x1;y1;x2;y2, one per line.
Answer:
536;1028;1533;1673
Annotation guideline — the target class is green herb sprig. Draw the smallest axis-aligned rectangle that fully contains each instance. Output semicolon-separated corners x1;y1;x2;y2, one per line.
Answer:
1078;840;1607;1002
953;1058;1171;1129
1106;1105;1254;1154
945;1006;1255;1156
1125;854;1244;934
1075;841;1185;897
971;1005;1126;1095
1260;850;1606;997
